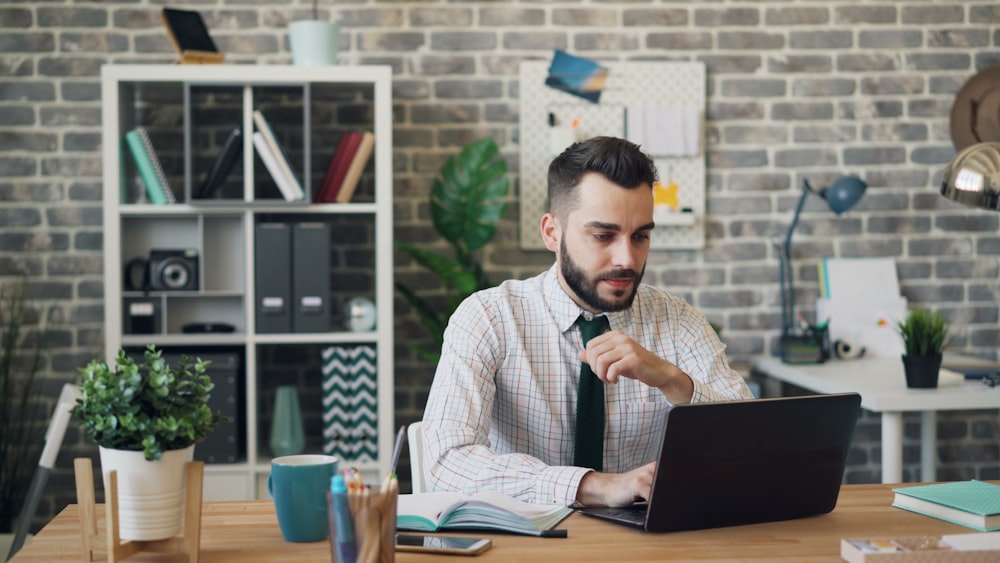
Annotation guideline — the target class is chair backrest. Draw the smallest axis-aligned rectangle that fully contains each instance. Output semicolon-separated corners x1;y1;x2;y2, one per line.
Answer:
407;421;426;494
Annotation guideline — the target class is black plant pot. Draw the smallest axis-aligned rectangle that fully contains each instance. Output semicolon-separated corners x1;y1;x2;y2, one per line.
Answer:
901;354;942;389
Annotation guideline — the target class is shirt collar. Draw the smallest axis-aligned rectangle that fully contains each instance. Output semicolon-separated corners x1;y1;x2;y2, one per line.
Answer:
542;263;635;334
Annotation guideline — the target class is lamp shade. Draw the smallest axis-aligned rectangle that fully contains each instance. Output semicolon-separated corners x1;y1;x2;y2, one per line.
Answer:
940;142;1000;211
823;175;867;214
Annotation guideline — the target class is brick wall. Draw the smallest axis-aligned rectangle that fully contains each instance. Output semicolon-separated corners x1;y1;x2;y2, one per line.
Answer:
2;0;999;530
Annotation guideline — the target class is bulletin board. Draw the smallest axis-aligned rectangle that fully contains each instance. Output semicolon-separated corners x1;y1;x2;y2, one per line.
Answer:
518;60;706;250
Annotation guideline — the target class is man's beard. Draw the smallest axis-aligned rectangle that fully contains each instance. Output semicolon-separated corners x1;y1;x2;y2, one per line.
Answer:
560;237;643;312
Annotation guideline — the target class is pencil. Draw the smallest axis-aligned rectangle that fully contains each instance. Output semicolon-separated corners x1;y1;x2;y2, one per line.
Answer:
389;425;406;477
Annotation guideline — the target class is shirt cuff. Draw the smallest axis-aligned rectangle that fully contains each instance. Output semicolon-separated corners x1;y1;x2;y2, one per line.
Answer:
534;465;593;506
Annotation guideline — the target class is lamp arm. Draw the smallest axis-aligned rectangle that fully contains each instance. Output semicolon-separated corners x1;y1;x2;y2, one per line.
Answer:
781;180;816;334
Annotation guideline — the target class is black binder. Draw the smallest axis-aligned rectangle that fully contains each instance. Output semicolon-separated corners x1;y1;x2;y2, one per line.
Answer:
292;222;331;332
255;222;292;333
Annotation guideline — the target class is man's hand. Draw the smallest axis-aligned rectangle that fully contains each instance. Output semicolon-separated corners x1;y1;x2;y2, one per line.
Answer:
575;462;656;507
578;330;694;403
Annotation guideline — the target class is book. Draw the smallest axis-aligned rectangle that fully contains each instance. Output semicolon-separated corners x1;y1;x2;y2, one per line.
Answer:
317;131;362;203
892;480;1000;532
252;131;302;202
124;127;176;205
841;534;1000;563
395;491;572;537
195;124;241;199
335;131;375;203
252;110;304;200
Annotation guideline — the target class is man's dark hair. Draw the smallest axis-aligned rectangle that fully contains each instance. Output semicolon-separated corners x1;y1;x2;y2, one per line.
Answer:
546;136;658;218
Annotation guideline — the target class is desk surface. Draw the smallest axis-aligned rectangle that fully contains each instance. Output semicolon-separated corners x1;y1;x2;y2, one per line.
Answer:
755;355;1000;412
10;483;995;562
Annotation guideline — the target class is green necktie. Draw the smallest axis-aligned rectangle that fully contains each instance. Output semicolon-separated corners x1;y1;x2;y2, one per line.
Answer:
574;314;610;471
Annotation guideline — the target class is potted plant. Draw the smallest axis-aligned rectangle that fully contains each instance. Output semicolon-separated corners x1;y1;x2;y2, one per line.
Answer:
288;0;340;66
396;137;510;362
71;345;226;541
896;307;949;389
0;278;50;558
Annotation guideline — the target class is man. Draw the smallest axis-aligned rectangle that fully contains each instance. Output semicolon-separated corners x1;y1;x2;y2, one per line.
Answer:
421;136;752;508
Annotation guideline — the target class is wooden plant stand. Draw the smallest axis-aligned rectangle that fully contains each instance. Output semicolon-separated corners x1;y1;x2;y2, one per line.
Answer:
73;457;204;562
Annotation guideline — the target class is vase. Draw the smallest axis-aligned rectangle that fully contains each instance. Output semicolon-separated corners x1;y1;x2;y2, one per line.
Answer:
901;354;942;389
270;385;305;457
98;445;194;541
288;20;340;66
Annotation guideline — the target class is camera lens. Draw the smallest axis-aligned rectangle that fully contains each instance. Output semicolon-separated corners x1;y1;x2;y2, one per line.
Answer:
160;259;190;289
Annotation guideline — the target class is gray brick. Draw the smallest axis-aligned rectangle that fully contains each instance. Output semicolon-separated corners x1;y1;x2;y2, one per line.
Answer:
38;57;104;77
574;33;639;52
0;157;37;177
897;261;933;281
910;238;975;257
772;101;834;121
358;32;425;52
728;219;782;238
63;132;101;152
977;238;1000;255
969;283;999;302
970;5;1000;23
0;208;42;227
391;80;431;101
708;194;773;215
553;8;616;27
861;123;927;142
765;7;828;26
907;53;972;71
835;5;897;24
480;7;544;27
0;32;55;53
868;216;931;234
774;148;837;168
647;31;712;51
723;125;787;145
793;125;856;143
623;9;687;27
0;106;34;126
46;206;102;227
59;32;128;53
838;100;903;119
0;8;32;27
928;29;990;48
911;146;955;165
902;283;965;303
860;76;924;95
501;32;566;51
410;104;479;124
0;132;56;152
337;8;404;27
694;7;760;27
37;7;106;27
790;30;853;50
721;79;785;98
908;98;952;118
936;259;1000;280
698;289;762;309
837;53;900;73
858;29;922;49
768;55;831;73
976;51;1000;69
844;146;905;165
902;5;964;24
707;149;768;169
660;267;725;287
410;55;475;76
839;239;903;257
411;8;472;27
699;55;762;74
718;32;784;50
434;80;502;100
936;214;1000;233
792;78;855;97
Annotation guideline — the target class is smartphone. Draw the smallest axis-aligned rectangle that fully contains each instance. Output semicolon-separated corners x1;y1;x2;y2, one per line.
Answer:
395;534;492;555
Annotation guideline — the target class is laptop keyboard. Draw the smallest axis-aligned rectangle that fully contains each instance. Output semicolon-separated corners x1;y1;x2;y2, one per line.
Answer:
579;504;648;526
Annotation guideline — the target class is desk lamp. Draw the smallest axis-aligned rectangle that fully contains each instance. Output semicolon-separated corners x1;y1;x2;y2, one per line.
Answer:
779;175;867;363
940;142;1000;211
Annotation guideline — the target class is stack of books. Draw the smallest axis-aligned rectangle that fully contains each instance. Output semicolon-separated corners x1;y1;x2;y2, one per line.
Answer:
892;480;1000;532
252;110;305;202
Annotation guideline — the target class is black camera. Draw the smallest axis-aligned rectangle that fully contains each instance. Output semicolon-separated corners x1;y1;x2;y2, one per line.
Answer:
148;248;199;291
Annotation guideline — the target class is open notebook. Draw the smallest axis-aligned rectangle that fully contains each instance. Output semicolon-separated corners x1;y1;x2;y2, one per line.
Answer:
578;393;861;532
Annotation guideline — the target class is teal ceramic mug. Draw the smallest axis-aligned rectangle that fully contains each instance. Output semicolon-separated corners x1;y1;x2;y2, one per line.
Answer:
267;454;339;542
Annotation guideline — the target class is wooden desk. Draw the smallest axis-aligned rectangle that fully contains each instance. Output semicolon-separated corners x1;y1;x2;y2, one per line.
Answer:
10;483;991;562
754;355;1000;484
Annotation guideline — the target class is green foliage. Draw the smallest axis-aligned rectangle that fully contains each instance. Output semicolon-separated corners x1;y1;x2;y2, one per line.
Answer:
71;345;227;462
0;278;49;533
396;137;510;361
896;307;949;356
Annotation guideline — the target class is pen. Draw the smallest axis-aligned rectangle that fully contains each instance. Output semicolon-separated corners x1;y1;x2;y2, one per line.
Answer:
330;475;358;563
389;425;405;477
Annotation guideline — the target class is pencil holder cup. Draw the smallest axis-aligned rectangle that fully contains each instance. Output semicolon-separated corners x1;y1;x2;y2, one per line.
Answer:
327;478;397;563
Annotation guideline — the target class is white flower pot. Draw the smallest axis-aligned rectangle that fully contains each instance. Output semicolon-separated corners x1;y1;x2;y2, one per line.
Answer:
98;445;194;541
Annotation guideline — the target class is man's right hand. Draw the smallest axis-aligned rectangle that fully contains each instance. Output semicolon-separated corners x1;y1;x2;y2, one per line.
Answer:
575;461;656;507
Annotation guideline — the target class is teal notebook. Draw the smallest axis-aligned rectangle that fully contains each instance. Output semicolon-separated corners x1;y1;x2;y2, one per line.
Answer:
396;492;572;537
892;480;1000;532
124;128;175;205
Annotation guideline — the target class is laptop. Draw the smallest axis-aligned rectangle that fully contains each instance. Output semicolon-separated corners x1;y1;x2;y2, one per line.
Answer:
577;392;861;532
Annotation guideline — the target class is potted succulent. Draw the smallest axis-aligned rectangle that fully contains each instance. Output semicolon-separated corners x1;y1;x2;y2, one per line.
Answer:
395;137;510;361
288;0;340;66
896;307;949;389
71;345;226;541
